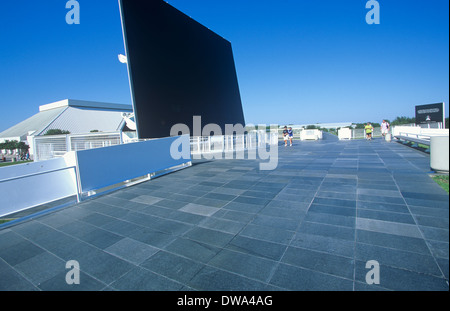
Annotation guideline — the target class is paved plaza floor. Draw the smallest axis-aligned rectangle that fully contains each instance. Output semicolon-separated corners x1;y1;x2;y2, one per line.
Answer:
0;134;448;291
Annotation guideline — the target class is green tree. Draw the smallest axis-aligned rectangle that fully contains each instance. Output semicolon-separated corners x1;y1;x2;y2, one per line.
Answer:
0;140;29;152
391;116;415;126
44;129;70;136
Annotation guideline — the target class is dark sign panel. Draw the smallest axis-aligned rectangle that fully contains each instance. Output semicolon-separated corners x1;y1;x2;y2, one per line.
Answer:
119;0;246;139
415;103;444;124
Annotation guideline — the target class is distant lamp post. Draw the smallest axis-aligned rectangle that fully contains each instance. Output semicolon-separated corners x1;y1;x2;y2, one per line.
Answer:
118;54;128;64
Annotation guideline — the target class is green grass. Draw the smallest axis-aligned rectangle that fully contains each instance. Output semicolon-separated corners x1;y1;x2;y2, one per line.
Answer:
0;219;16;225
432;175;449;193
418;144;430;149
0;161;32;168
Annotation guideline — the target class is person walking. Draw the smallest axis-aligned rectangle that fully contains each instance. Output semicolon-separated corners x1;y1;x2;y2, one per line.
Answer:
288;127;294;146
365;122;374;140
283;126;289;146
381;120;390;139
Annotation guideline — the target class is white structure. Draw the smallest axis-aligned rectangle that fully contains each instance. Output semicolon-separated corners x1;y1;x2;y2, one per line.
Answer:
0;136;192;218
338;128;352;140
300;129;322;141
0;99;134;158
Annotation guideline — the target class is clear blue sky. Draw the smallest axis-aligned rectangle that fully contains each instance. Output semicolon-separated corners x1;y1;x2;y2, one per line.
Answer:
0;0;448;132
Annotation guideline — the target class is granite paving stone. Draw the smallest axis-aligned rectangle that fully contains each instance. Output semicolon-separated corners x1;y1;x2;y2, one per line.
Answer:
1;135;448;291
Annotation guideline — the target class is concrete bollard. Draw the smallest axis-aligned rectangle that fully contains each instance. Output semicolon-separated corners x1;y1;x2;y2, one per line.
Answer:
430;136;449;173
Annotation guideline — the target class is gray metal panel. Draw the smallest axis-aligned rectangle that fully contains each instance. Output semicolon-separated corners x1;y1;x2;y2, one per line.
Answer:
0;107;67;139
43;106;132;135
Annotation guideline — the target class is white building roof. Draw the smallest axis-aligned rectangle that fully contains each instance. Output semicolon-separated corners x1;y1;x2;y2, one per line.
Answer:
0;99;133;142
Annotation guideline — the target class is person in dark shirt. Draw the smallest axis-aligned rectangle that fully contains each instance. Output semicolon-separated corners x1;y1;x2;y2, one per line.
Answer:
283;126;289;146
288;127;294;146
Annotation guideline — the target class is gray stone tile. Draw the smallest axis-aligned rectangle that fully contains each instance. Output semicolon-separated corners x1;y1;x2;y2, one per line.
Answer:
404;197;449;209
153;199;189;209
179;203;220;217
193;197;230;208
356;230;430;254
304;211;355;228
150;219;193;236
358;194;405;205
164;237;221;264
101;219;144;237
198;217;246;235
357;209;415;224
110;267;183;291
419;226;449;242
357;201;410;214
213;209;255;224
356;218;422;238
188;265;268;291
269;263;353;291
105;238;159;265
183;227;234;248
2;138;447;291
129;227;177;248
436;258;449;280
312;197;356;208
80;212;117;227
225;235;287;261
251;214;299;231
141;250;205;283
208;249;277;282
203;192;237;202
409;205;449;218
76;249;135;285
281;246;354;279
414;214;449;229
0;259;38;291
13;252;66;285
355;243;442;276
297;221;355;241
0;229;27;249
77;228;124;249
426;240;449;259
130;195;163;205
0;240;45;266
223;201;264;214
309;203;356;217
354;260;448;291
233;196;270;206
239;224;295;245
38;271;106;291
290;232;355;258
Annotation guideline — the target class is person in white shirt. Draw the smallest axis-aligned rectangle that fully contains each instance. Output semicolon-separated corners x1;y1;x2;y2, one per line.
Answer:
381;120;390;139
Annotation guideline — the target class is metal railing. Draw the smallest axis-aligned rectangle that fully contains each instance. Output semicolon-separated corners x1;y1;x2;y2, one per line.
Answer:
33;132;122;162
33;131;279;161
190;131;278;155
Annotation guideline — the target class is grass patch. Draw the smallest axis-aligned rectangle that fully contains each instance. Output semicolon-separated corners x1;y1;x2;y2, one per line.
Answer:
0;219;16;225
0;161;32;168
432;175;449;193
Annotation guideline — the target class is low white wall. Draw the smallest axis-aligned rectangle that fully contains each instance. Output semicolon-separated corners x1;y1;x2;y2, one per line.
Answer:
0;156;78;217
300;129;322;141
75;135;191;194
0;135;192;218
338;128;352;140
393;126;449;138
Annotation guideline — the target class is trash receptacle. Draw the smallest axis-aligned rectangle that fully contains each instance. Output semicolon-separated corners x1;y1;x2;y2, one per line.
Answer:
430;136;449;173
385;134;392;142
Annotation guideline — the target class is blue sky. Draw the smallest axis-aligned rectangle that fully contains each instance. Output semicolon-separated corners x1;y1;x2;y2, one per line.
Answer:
0;0;448;132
